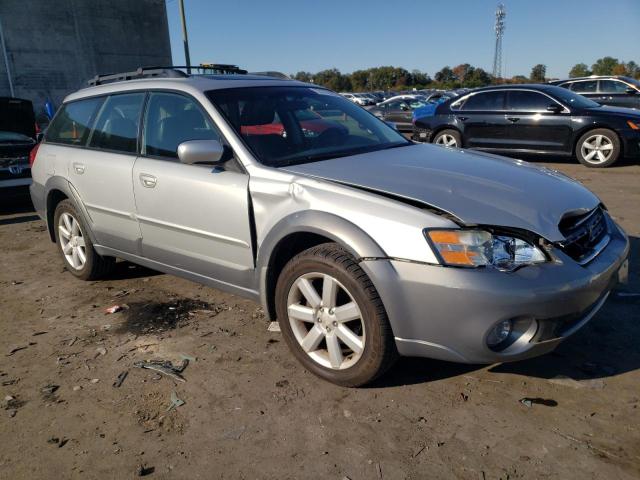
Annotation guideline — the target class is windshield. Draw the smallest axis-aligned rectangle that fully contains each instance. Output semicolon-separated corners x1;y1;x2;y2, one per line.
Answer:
550;86;601;109
0;131;35;143
207;86;410;167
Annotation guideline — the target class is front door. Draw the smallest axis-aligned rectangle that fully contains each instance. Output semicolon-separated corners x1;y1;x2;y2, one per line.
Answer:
132;91;254;287
597;79;640;109
504;90;573;154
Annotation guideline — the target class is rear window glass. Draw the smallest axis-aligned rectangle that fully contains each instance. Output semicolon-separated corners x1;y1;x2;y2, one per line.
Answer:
88;93;145;154
46;98;103;146
570;81;597;93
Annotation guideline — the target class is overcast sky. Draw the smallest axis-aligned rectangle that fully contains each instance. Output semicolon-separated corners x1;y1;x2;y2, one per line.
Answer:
166;0;640;79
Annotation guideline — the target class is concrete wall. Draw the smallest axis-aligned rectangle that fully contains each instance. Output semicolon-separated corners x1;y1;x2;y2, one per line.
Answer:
0;0;172;122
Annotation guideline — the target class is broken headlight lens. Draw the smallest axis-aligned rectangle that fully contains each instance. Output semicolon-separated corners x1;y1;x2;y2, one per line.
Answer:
425;229;547;270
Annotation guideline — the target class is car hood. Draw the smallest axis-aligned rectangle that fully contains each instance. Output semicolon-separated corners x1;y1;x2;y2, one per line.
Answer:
281;144;600;242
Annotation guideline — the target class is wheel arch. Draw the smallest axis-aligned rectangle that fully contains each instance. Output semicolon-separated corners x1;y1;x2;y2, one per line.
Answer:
256;210;386;321
44;176;97;244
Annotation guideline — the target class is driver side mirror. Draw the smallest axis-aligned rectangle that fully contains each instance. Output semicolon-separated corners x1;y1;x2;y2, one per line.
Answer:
546;104;563;114
400;104;410;111
177;139;226;165
626;87;638;95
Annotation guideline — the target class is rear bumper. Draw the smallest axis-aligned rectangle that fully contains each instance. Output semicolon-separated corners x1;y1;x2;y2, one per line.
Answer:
361;219;629;364
29;180;46;221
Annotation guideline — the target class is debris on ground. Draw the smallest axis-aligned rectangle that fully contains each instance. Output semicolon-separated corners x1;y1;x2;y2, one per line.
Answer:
134;359;188;383
112;371;128;388
41;384;59;396
549;375;605;390
520;397;558;408
90;378;100;384
267;322;281;332
6;343;36;356
32;331;48;336
222;425;245;440
167;391;185;412
104;305;124;314
47;437;68;448
136;464;155;476
95;347;107;357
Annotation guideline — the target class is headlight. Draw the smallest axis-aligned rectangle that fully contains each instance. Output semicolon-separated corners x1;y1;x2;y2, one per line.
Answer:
425;229;547;270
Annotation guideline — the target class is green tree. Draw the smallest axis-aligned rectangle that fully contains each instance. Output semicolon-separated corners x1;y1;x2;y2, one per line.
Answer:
626;61;640;79
591;56;619;75
569;63;590;78
312;69;352;92
465;68;491;87
612;63;629;76
434;66;457;85
509;75;529;84
350;70;369;91
530;64;547;83
293;71;313;83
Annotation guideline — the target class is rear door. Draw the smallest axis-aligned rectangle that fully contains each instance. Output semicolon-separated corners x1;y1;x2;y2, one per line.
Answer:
597;79;639;109
568;80;599;102
132;91;254;286
64;93;144;254
504;90;572;153
453;90;509;149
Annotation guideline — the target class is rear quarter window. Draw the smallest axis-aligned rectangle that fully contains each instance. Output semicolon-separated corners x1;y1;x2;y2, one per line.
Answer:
46;97;104;146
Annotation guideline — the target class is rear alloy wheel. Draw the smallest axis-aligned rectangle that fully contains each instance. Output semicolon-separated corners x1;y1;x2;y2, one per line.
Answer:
576;129;621;168
275;243;397;387
54;200;115;280
433;129;461;148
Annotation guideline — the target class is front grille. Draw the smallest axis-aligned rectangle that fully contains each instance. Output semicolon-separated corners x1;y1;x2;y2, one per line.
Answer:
558;207;609;264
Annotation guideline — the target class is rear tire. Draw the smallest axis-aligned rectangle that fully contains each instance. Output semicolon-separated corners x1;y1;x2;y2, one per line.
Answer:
275;243;397;387
53;200;115;280
433;129;462;148
576;128;621;168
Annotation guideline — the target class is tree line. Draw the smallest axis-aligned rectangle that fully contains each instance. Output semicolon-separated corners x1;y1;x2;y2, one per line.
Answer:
292;57;640;92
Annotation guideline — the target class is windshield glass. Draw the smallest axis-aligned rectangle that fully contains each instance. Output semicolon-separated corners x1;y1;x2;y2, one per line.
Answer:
207;86;410;167
550;86;601;109
0;131;35;143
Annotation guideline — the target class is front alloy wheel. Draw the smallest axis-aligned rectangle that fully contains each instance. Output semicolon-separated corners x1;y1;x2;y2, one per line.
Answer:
287;272;365;370
275;243;397;387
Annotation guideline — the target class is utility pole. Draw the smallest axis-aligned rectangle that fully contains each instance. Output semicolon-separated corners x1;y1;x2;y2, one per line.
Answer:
178;0;191;73
492;3;506;80
0;17;15;97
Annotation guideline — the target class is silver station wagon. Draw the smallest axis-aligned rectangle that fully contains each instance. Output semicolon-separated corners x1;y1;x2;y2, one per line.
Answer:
30;68;629;386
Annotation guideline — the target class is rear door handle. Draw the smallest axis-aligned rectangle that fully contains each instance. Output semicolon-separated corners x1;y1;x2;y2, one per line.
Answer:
73;163;85;174
139;173;157;188
506;117;520;123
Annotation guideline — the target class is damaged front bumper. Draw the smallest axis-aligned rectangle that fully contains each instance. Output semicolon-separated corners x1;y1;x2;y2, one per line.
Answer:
360;221;629;364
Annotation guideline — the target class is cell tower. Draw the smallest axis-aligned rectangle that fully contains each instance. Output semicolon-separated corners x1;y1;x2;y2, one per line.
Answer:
492;3;506;79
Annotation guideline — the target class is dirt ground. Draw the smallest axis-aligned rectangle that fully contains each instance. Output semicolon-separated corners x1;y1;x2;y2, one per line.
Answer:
1;156;639;480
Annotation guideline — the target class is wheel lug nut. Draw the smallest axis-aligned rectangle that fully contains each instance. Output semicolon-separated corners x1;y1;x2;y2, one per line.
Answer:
332;321;337;327
329;308;335;315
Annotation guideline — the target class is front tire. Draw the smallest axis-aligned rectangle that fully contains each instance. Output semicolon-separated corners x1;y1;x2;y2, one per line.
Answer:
433;129;461;148
275;243;397;387
53;200;114;280
576;128;621;168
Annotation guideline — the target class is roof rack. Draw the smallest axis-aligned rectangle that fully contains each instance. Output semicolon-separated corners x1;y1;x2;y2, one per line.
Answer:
87;64;248;86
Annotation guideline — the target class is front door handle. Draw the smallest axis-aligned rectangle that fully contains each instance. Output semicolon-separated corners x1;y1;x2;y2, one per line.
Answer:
506;117;520;123
73;163;85;174
456;116;468;122
139;173;157;188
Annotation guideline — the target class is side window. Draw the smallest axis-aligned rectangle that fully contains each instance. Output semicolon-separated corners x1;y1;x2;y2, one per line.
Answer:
507;91;554;111
45;98;103;146
143;92;221;159
88;93;145;153
599;80;629;94
459;91;505;111
570;81;597;93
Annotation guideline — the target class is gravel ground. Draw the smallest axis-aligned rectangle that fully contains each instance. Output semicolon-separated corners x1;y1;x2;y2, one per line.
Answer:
1;157;639;480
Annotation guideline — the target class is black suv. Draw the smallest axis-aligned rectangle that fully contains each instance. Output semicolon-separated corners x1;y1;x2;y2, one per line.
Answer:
412;84;640;168
0;97;37;188
549;76;640;110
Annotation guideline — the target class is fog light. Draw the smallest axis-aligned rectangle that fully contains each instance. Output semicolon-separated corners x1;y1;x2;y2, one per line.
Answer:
487;320;512;347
